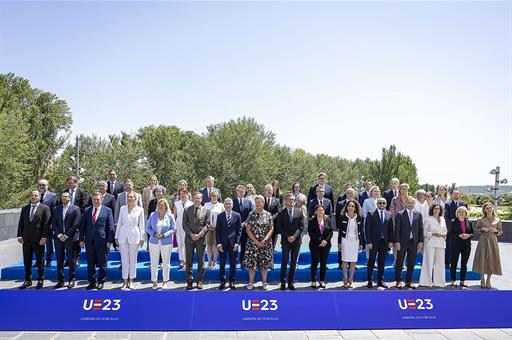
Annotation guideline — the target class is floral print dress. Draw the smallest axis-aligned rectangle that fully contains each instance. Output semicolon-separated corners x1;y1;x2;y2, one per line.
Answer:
243;211;274;270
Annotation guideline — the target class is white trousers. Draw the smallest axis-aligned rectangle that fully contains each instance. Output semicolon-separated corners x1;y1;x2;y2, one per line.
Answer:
176;224;186;261
419;246;445;287
149;242;172;282
119;243;139;280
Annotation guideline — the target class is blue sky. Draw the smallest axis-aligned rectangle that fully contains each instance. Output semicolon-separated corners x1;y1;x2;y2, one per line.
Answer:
1;1;510;186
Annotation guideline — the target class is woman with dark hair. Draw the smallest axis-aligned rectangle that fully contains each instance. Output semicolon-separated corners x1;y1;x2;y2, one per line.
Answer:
272;180;283;206
419;203;447;288
308;205;333;289
291;182;302;199
473;202;503;288
338;199;364;288
448;206;474;287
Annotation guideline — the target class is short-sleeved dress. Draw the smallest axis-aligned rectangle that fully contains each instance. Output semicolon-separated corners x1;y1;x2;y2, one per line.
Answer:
243;211;274;270
472;217;502;275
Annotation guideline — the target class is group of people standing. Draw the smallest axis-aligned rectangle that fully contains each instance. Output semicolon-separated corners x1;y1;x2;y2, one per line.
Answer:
16;172;503;291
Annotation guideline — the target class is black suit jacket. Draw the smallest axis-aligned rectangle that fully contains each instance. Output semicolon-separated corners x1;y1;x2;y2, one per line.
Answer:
365;209;394;245
383;190;396;211
215;211;242;248
17;203;51;242
62;187;89;212
308;216;334;248
263;196;280;225
275;207;304;244
335;198;348;230
444;200;468;222
232;196;254;223
394;209;424;246
307;198;333;218
448;218;473;247
307;184;335;205
106;180;124;197
52;205;81;241
337;214;365;247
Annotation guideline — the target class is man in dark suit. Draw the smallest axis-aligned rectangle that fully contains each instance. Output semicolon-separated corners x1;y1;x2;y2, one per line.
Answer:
307;172;335;204
183;191;211;290
308;186;333;218
80;192;115;290
443;189;468;268
276;193;305;290
335;187;357;269
216;198;242;289
394;197;424;289
200;175;222;205
17;191;51;289
52;192;81;289
383;178;400;211
37;179;57;267
63;176;89;267
358;180;373;207
232;185;255;268
107;169;124;196
263;184;281;251
365;198;394;288
89;181;116;211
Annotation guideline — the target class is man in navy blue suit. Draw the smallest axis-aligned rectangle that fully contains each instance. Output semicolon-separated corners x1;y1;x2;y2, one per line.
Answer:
383;178;400;211
358;180;373;207
38;179;57;267
216;198;242;289
80;192;115;290
444;189;468;268
307;173;335;204
232;185;254;268
107;169;124;197
52;192;81;289
308;186;333;218
200;175;222;205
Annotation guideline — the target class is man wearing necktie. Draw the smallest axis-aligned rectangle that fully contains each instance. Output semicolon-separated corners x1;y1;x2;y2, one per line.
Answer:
394;197;424;289
216;198;242;289
365;198;394;288
182;192;211;290
17;191;51;289
232;185;255;268
384;178;400;211
308;186;333;218
276;193;304;290
63;176;89;268
52;192;81;289
37;179;57;267
80;192;115;290
263;184;280;252
200;175;222;205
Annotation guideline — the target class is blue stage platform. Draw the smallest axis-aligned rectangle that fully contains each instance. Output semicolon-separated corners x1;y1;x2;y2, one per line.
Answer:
0;248;479;282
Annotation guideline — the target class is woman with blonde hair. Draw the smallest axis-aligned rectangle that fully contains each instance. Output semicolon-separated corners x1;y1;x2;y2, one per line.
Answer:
473;202;502;288
448;206;474;287
435;185;449;206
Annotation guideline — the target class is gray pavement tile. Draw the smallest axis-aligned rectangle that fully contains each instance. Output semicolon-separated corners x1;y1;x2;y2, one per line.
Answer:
305;330;341;336
129;332;166;340
371;329;414;339
270;331;308;339
500;329;512;336
405;330;444;334
199;331;237;340
306;337;343;340
337;330;378;339
409;334;448;340
166;331;201;340
437;329;483;340
0;331;23;340
17;333;59;340
467;329;512;339
92;331;131;339
54;332;96;340
236;331;272;340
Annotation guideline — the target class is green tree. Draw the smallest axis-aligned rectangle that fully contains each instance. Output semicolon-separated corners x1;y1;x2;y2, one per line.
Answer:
369;145;419;193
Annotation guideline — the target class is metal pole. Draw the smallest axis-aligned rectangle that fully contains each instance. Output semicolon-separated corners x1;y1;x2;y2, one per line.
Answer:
75;136;79;179
494;166;500;209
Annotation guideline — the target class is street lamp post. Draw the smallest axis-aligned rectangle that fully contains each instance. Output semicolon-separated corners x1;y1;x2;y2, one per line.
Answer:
490;166;508;209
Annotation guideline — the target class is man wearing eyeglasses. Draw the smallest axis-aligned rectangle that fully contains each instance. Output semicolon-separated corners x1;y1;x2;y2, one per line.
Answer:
38;179;57;267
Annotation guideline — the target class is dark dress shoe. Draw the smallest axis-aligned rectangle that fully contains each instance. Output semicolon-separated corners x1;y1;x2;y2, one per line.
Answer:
377;281;389;289
97;283;104;290
75;261;80;267
197;282;203;290
36;280;44;289
45;260;52;267
54;281;65;289
288;284;296;291
86;283;97;290
68;280;76;289
319;282;326;289
405;283;416;290
367;281;373;288
19;281;32;289
218;282;226;290
64;261;69;267
229;282;236;289
186;282;193;290
280;282;286;290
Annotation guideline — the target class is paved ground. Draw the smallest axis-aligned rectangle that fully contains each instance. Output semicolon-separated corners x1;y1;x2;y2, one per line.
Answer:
1;237;511;339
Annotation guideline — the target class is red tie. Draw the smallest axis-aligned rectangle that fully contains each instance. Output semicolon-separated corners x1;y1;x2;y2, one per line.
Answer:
93;208;98;224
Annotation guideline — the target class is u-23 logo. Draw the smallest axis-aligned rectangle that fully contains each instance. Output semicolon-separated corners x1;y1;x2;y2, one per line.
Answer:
398;298;433;310
83;299;121;311
242;299;278;311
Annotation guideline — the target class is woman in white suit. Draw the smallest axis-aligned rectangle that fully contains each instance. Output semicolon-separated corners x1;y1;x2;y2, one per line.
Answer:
115;192;145;289
419;203;447;287
173;189;193;269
